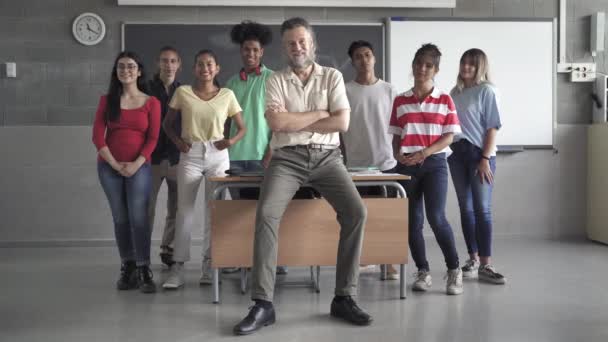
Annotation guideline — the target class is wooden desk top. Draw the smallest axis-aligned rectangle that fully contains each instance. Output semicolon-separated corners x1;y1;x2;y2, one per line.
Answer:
209;174;410;182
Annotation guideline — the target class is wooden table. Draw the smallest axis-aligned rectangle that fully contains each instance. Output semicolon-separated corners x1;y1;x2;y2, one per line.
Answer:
208;174;410;303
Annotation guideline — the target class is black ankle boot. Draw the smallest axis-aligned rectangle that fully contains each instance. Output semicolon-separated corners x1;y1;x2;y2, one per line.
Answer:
116;261;137;290
136;265;157;293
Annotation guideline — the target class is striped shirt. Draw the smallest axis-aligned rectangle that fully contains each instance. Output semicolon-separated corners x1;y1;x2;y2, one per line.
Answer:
388;87;461;154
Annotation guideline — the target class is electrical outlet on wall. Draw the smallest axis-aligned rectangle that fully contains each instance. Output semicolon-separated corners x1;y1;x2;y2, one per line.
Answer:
558;62;596;74
572;63;595;72
571;71;597;82
570;63;597;82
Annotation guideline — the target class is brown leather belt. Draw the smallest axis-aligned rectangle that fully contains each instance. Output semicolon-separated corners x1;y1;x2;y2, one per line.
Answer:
283;144;338;151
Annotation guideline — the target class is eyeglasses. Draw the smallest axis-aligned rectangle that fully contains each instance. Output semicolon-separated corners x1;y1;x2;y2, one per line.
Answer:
117;64;138;71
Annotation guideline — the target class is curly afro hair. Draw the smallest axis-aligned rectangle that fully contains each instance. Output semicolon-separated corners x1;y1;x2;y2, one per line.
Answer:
230;21;273;47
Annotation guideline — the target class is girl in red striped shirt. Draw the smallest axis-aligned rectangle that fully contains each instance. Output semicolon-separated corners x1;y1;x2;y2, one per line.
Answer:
389;44;463;295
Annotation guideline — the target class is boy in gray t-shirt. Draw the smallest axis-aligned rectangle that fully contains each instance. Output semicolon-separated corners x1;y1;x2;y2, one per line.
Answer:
343;40;398;172
343;40;399;280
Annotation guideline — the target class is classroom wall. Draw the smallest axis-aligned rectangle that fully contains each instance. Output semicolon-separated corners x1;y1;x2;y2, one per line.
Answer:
0;0;598;244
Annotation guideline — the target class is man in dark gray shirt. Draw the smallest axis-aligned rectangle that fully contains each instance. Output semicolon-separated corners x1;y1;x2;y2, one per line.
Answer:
147;46;181;268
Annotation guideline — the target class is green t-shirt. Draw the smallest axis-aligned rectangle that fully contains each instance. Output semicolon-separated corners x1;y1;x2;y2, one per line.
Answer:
226;65;273;161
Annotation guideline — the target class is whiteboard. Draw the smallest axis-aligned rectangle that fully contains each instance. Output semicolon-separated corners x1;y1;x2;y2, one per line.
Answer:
387;19;555;147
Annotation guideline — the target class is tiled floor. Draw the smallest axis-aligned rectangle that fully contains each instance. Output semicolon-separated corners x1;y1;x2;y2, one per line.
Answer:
1;237;607;342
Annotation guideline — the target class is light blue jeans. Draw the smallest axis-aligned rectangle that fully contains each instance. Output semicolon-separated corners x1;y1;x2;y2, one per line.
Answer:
98;162;152;266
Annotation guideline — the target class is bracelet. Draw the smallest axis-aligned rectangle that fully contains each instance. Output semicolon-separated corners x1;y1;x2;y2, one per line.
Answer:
481;155;491;161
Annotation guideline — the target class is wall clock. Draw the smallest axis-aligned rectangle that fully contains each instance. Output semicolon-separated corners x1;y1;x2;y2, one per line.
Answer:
72;12;106;46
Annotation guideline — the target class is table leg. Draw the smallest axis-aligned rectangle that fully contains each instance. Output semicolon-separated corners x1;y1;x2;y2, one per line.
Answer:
315;266;321;293
213;268;220;304
240;268;247;294
309;266;314;285
400;264;406;299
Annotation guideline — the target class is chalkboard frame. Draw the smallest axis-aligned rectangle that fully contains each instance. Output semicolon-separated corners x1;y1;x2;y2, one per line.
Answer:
121;21;386;87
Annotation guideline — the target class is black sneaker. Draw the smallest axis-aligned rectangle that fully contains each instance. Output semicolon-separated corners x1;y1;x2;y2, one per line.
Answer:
330;296;373;326
116;261;137;290
478;264;507;285
136;266;157;293
159;246;175;267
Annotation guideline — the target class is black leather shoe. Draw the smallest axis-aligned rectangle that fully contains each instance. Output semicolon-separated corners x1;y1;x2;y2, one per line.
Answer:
233;303;276;335
116;261;137;290
136;266;157;293
330;296;373;326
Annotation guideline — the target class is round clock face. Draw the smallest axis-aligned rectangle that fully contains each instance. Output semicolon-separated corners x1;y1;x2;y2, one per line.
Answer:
72;13;106;46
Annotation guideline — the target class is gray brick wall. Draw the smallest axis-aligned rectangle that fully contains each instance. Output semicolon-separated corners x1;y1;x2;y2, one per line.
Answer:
4;105;47;125
494;0;535;17
0;0;600;126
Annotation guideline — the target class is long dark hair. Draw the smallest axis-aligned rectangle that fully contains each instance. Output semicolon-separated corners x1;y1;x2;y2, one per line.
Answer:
194;49;221;88
105;51;148;122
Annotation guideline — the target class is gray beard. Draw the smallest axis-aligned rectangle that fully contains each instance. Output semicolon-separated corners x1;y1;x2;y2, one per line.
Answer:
287;53;315;70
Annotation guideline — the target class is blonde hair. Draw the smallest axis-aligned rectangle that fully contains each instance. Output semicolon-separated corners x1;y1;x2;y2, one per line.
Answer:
452;48;492;94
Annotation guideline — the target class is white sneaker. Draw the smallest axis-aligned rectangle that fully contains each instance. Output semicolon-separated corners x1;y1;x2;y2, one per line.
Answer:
199;272;213;285
380;264;400;280
199;258;212;285
162;263;185;289
446;269;464;295
461;259;480;278
412;270;432;291
478;264;507;285
359;265;377;273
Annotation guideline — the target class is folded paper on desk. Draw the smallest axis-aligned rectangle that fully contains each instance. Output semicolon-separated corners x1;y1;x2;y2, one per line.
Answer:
379;173;405;177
